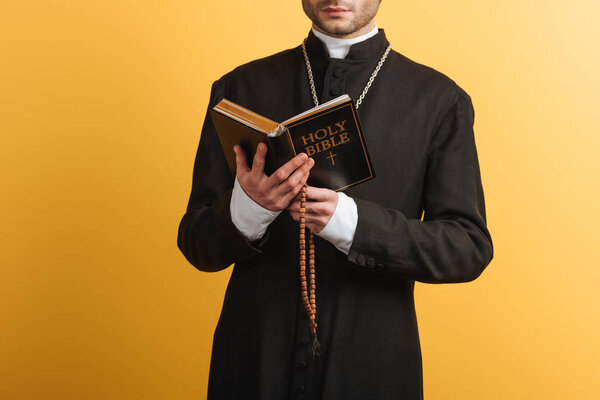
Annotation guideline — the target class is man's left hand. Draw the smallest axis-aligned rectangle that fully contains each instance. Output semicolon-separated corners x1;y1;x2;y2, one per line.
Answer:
287;186;338;234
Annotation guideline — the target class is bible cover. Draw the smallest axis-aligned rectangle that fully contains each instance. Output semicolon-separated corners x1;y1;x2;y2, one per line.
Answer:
210;95;375;191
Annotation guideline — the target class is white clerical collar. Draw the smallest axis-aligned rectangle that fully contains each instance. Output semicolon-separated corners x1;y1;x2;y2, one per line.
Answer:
312;24;379;59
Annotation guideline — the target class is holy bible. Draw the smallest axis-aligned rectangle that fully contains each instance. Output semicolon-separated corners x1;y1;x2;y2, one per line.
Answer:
210;94;375;191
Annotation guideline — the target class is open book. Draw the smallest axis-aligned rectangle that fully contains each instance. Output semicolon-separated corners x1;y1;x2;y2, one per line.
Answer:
210;94;375;191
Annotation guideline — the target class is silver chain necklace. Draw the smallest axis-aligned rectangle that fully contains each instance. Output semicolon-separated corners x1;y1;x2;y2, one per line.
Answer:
301;39;392;109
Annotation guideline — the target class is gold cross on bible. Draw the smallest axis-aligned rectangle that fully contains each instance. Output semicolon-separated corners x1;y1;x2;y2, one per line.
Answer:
326;151;337;166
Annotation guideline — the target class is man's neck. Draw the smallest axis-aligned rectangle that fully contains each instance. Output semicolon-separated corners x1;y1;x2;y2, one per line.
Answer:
311;24;379;59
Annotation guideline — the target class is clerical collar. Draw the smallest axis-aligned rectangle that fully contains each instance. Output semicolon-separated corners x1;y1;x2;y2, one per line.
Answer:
311;25;379;59
304;27;390;61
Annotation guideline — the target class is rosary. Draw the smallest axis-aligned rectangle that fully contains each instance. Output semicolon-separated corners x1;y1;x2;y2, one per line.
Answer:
298;38;392;357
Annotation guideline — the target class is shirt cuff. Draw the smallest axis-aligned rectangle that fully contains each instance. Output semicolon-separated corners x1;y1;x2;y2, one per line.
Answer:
316;192;358;255
230;177;281;241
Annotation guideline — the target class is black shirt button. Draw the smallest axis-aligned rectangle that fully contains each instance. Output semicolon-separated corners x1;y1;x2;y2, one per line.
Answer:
375;263;385;270
330;86;342;96
333;67;344;78
298;360;308;370
301;336;310;345
356;254;366;265
367;258;375;268
296;384;305;393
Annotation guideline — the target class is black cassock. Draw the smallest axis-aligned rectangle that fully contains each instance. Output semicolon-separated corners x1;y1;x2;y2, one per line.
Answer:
177;30;494;400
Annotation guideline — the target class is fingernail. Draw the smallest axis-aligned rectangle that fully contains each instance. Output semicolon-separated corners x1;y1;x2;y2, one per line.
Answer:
308;158;315;167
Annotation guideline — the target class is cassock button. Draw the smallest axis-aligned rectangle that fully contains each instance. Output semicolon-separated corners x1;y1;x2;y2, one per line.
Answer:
296;384;305;393
333;67;345;78
356;254;366;266
330;86;342;96
367;258;375;269
375;263;385;270
298;360;308;370
301;336;310;345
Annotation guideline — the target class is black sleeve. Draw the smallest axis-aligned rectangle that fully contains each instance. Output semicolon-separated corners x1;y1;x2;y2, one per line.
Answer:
347;88;494;283
176;80;268;272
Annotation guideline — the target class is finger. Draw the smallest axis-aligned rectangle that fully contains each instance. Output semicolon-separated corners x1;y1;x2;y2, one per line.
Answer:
268;152;308;186
275;157;314;195
285;169;314;211
251;142;267;176
305;186;335;201
300;213;329;234
280;174;309;207
234;145;250;175
288;210;300;221
287;199;300;211
294;213;321;233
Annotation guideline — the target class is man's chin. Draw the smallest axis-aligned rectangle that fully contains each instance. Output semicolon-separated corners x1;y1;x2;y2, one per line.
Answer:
315;21;356;37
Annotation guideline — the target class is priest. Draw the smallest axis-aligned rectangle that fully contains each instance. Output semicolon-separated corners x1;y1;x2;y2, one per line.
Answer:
177;0;494;399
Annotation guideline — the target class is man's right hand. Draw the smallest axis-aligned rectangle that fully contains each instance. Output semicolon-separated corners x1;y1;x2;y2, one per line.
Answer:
234;143;315;212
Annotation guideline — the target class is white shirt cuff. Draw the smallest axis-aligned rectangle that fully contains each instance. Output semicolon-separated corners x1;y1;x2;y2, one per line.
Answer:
230;177;281;241
316;192;358;255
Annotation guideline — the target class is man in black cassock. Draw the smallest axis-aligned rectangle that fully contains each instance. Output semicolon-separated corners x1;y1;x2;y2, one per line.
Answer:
177;0;494;399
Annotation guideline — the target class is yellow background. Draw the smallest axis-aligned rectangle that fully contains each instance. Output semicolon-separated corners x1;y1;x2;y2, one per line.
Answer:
1;1;599;399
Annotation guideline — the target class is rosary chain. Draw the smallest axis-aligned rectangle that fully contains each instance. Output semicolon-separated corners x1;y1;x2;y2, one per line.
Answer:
355;43;392;108
301;40;392;109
